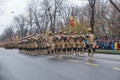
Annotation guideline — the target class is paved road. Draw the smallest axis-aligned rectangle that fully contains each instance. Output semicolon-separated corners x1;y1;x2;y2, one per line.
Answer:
0;48;120;80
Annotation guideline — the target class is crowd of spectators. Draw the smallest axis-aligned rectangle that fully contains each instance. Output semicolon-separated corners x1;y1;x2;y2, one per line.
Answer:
96;35;120;50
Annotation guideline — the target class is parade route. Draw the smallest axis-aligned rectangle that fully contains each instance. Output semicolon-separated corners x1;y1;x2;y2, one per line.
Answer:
0;48;120;80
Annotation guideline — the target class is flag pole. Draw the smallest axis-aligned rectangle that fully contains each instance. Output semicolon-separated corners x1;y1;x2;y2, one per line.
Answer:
70;5;75;30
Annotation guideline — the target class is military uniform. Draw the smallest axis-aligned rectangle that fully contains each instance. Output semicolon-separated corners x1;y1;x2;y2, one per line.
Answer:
87;28;95;60
79;31;86;56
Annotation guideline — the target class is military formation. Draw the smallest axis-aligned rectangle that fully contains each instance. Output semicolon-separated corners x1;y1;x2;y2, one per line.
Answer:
2;28;96;60
17;28;96;60
4;42;18;49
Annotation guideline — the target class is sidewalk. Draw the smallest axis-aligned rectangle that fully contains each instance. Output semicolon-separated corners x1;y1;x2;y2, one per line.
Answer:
95;49;120;55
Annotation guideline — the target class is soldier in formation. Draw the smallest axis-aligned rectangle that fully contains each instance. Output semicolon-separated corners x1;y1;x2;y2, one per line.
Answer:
17;28;96;59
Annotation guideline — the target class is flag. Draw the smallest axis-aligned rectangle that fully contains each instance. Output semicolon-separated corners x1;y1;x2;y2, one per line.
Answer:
70;7;75;28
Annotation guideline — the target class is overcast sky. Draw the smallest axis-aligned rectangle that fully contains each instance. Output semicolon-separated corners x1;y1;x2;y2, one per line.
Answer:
0;0;87;35
0;0;28;35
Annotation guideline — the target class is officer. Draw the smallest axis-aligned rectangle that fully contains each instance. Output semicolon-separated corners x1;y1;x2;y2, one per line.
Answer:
87;28;95;60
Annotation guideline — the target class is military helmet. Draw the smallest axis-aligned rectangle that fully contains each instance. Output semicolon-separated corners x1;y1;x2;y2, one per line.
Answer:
49;31;52;34
64;31;67;35
48;31;52;36
59;30;62;34
80;31;83;34
69;30;74;33
54;32;57;34
54;32;57;35
88;28;92;31
74;31;77;34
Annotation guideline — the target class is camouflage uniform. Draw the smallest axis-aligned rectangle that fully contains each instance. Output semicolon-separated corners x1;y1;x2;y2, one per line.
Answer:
79;31;86;56
87;28;95;60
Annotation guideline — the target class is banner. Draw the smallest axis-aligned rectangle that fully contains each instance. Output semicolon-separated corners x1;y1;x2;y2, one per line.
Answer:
70;7;75;29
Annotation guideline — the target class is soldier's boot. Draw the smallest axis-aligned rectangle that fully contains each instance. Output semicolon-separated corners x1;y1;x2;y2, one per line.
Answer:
35;49;37;55
53;50;56;56
40;50;42;55
83;47;86;56
79;48;82;56
37;49;39;55
81;48;85;56
75;49;77;56
61;50;63;57
91;48;95;59
53;49;56;56
42;50;44;55
73;50;76;56
77;49;80;56
51;50;53;55
47;50;50;55
58;50;61;57
54;50;57;57
65;49;68;57
59;50;61;57
69;49;71;57
71;49;74;57
88;48;91;60
44;50;47;55
56;50;59;57
44;50;46;55
55;50;58;56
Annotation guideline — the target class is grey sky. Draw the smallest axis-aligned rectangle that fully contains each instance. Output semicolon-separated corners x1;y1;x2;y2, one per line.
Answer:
0;0;87;35
0;0;28;35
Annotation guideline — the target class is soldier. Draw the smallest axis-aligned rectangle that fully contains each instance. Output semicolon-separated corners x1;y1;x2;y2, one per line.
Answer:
36;34;43;55
87;28;95;60
68;30;76;56
57;30;63;56
42;35;48;55
73;31;78;55
79;31;86;56
47;31;54;55
63;32;69;56
52;32;58;56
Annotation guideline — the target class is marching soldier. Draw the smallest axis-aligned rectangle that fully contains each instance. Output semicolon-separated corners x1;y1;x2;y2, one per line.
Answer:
57;30;63;56
87;28;95;60
53;32;58;56
47;31;54;55
63;32;69;56
79;31;86;56
68;30;76;56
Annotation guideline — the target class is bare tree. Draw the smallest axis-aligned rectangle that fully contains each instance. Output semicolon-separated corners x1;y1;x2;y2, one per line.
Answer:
14;15;28;38
88;0;96;34
2;26;14;41
59;2;71;28
26;4;34;35
109;0;120;13
45;0;64;32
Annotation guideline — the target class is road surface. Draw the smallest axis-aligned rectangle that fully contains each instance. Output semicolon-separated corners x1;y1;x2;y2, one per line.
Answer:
0;48;120;80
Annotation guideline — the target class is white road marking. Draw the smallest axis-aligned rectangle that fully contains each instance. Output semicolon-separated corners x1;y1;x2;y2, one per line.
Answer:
86;62;99;67
68;60;79;63
113;67;120;71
